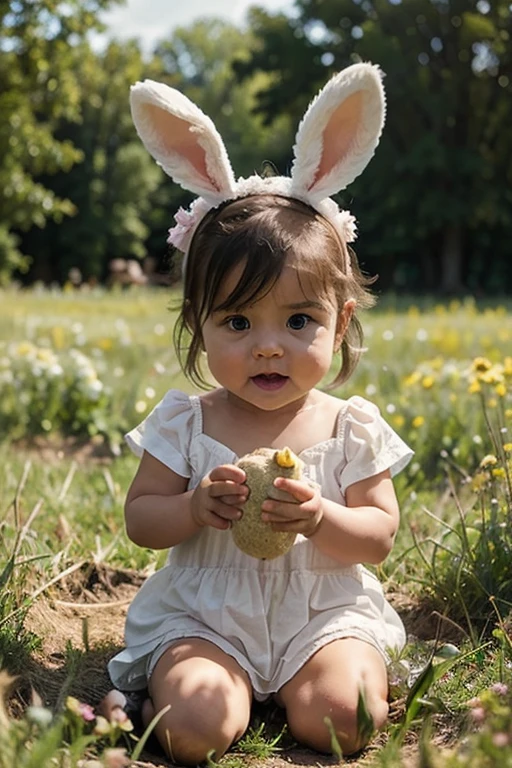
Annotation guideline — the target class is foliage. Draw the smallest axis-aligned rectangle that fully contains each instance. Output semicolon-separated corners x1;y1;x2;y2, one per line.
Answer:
0;678;134;768
18;41;166;283
236;0;512;294
421;682;512;766
0;0;120;285
0;339;119;443
409;369;512;641
0;286;185;451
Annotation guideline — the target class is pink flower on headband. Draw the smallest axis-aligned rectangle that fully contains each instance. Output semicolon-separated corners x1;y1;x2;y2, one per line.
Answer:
167;198;212;252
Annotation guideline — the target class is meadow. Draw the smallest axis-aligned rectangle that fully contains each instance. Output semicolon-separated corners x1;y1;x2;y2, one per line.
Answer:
1;285;511;767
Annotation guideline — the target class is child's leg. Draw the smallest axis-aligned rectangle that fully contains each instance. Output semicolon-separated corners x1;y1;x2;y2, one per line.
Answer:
144;637;252;765
276;638;389;756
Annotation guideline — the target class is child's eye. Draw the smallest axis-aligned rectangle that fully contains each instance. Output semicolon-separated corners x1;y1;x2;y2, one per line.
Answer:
227;315;250;331
287;313;311;330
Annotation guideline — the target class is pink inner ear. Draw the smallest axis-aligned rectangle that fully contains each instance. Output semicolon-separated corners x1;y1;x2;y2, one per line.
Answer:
146;103;220;191
311;92;364;187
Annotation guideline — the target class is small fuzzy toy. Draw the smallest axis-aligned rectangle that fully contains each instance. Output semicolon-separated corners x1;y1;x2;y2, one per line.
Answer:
232;447;304;559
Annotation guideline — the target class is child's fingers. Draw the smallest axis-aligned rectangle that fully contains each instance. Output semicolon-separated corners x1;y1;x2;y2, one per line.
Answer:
209;480;248;501
261;501;321;536
219;493;247;507
209;464;246;483
202;511;231;530
272;477;316;502
199;504;241;530
261;498;309;519
211;500;243;522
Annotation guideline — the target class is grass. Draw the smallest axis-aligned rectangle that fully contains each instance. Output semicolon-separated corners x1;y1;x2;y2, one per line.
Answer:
1;285;512;765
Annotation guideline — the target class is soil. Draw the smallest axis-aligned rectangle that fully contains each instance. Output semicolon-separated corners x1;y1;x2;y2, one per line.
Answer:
9;562;459;767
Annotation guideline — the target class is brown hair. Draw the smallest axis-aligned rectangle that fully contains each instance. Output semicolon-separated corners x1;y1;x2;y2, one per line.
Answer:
174;194;376;389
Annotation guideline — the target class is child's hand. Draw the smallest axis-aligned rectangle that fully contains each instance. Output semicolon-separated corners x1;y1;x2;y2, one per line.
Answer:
261;478;323;538
191;464;248;531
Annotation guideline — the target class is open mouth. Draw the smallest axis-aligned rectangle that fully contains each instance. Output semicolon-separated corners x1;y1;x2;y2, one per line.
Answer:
251;373;289;391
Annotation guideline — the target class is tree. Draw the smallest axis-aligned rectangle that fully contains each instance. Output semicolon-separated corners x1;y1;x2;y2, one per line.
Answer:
239;0;512;293
21;40;165;283
0;0;121;284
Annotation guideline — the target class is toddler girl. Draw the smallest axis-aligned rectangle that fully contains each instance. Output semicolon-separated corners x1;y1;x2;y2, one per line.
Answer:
107;63;413;764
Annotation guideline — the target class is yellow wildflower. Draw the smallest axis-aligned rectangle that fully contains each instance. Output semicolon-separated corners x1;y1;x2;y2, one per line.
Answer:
93;716;111;736
36;348;54;363
393;414;405;428
51;326;65;350
98;338;114;351
422;376;435;389
487;398;497;408
412;416;425;428
404;371;421;387
468;380;481;394
504;357;512;376
480;454;498;468
495;383;507;397
470;472;488;492
503;443;512;453
472;356;492;373
492;468;506;479
479;367;503;385
17;341;34;356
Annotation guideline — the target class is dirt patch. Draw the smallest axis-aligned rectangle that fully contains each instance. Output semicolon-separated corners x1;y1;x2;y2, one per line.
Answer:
10;563;449;767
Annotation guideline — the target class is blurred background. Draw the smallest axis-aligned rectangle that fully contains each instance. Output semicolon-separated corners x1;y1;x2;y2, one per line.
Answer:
2;0;511;295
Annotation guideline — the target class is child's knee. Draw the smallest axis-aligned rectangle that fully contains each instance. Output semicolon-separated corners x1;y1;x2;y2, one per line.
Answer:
148;675;250;764
152;700;248;764
287;692;388;756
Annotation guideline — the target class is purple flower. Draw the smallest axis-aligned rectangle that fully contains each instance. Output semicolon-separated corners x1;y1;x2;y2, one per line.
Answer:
65;696;96;722
470;706;486;724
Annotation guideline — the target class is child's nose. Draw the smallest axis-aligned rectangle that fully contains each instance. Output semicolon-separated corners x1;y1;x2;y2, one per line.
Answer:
252;334;284;358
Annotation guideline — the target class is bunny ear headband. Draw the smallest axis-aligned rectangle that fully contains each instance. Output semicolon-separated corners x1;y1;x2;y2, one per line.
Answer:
130;63;385;273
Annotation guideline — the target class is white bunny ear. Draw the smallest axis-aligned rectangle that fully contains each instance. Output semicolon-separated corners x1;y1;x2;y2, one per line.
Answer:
291;63;385;204
130;80;236;203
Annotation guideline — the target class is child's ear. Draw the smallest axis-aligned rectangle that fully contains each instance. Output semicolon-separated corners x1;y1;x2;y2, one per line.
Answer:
334;298;356;351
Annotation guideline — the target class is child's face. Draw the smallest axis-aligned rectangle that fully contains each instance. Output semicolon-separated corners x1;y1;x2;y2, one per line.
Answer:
201;260;353;412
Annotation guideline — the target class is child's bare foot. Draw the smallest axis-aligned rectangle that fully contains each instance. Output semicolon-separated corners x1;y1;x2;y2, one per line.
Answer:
97;689;128;721
97;689;145;731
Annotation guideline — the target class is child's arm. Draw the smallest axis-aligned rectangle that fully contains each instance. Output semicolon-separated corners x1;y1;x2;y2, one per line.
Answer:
261;470;399;565
125;451;247;550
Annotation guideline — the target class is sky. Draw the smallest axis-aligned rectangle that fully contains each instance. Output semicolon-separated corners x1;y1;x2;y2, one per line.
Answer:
99;0;295;54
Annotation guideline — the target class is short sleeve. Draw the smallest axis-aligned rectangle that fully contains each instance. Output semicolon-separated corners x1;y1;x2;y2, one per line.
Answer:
125;389;193;478
339;396;413;494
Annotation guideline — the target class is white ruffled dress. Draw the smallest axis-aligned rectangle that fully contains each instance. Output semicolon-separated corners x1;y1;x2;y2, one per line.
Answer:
109;390;413;700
